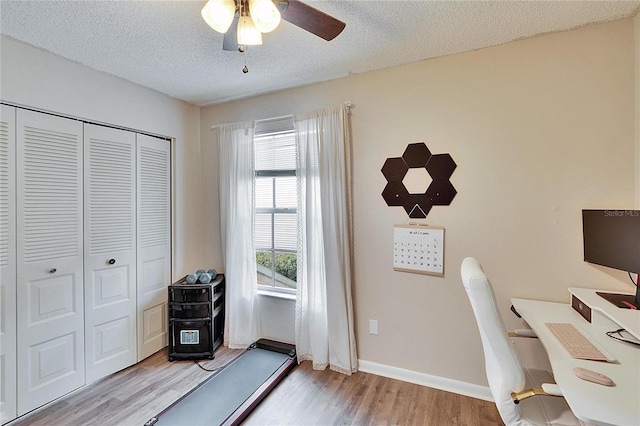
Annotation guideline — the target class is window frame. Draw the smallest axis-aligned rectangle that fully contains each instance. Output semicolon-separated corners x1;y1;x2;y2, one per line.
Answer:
253;127;298;295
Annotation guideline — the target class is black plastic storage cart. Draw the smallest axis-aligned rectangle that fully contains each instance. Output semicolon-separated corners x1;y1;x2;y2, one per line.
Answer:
168;274;225;361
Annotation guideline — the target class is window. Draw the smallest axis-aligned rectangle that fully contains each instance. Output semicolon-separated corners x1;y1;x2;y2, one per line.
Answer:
254;117;298;293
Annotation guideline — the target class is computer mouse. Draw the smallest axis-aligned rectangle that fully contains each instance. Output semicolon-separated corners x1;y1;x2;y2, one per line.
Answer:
573;367;615;386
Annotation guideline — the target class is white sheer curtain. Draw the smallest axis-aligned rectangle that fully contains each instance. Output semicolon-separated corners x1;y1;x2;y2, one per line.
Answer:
295;104;357;374
217;121;260;349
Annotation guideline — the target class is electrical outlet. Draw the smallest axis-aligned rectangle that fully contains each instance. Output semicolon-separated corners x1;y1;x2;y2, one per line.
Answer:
369;319;379;335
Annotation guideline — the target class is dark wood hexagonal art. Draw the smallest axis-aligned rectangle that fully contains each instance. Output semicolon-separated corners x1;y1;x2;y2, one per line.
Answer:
380;142;457;218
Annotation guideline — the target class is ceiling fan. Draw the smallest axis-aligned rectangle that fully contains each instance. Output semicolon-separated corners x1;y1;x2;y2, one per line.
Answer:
201;0;346;52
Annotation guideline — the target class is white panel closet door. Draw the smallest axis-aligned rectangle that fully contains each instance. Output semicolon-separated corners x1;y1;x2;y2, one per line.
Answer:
0;105;17;423
136;134;171;360
84;124;137;382
16;109;85;415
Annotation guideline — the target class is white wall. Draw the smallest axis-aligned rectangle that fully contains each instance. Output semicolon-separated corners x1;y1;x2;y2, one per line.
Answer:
257;295;295;344
201;18;636;389
0;36;203;279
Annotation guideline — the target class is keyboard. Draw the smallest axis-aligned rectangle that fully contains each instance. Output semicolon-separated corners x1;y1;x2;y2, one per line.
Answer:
545;322;610;362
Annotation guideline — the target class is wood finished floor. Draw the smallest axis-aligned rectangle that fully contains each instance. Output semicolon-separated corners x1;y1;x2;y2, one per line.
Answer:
11;347;503;426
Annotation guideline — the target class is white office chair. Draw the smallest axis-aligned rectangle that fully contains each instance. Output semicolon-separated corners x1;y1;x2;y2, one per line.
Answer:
460;257;590;426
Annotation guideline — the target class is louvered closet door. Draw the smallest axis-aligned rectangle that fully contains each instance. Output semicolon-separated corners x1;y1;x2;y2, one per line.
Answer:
84;124;137;382
16;109;84;415
0;105;17;423
137;134;171;360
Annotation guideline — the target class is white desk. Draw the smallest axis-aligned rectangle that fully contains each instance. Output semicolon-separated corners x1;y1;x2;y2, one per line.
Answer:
511;288;640;426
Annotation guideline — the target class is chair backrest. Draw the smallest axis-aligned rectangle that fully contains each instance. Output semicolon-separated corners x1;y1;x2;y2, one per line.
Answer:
460;257;526;426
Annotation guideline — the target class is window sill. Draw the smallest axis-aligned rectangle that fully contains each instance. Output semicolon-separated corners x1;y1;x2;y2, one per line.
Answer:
257;289;296;301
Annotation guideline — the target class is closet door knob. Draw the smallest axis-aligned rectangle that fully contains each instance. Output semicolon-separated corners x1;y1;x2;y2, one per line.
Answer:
108;258;116;265
49;268;57;274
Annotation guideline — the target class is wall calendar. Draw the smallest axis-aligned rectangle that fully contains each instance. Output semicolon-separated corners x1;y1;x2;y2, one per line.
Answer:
393;224;445;275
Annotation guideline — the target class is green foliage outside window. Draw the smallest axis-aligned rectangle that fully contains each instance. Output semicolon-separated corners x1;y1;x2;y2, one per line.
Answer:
256;251;297;282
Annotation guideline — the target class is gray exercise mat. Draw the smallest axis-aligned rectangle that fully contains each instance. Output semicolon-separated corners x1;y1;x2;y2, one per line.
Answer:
153;348;290;425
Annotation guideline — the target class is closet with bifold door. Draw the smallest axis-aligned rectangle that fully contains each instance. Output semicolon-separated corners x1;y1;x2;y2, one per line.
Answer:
84;124;137;383
16;109;85;415
0;105;171;423
136;133;171;361
0;104;18;424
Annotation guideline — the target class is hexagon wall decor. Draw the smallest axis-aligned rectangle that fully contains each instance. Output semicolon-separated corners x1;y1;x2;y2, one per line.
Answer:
381;142;457;218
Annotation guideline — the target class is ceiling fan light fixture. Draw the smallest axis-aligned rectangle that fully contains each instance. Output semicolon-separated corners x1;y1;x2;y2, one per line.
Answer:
249;0;281;33
201;0;237;34
237;15;263;46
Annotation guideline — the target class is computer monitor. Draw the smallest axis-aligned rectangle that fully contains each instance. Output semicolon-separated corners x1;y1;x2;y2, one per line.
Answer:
582;210;640;309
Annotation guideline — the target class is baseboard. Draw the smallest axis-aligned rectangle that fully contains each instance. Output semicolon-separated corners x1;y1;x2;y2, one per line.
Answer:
357;359;494;402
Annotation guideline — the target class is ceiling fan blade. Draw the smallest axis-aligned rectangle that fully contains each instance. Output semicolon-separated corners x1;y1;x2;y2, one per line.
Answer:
280;0;345;41
223;16;239;51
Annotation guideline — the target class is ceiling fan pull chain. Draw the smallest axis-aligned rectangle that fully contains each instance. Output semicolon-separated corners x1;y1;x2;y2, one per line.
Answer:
242;49;249;73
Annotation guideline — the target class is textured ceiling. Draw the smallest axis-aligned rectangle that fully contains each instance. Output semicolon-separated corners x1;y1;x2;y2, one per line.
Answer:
1;1;639;106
